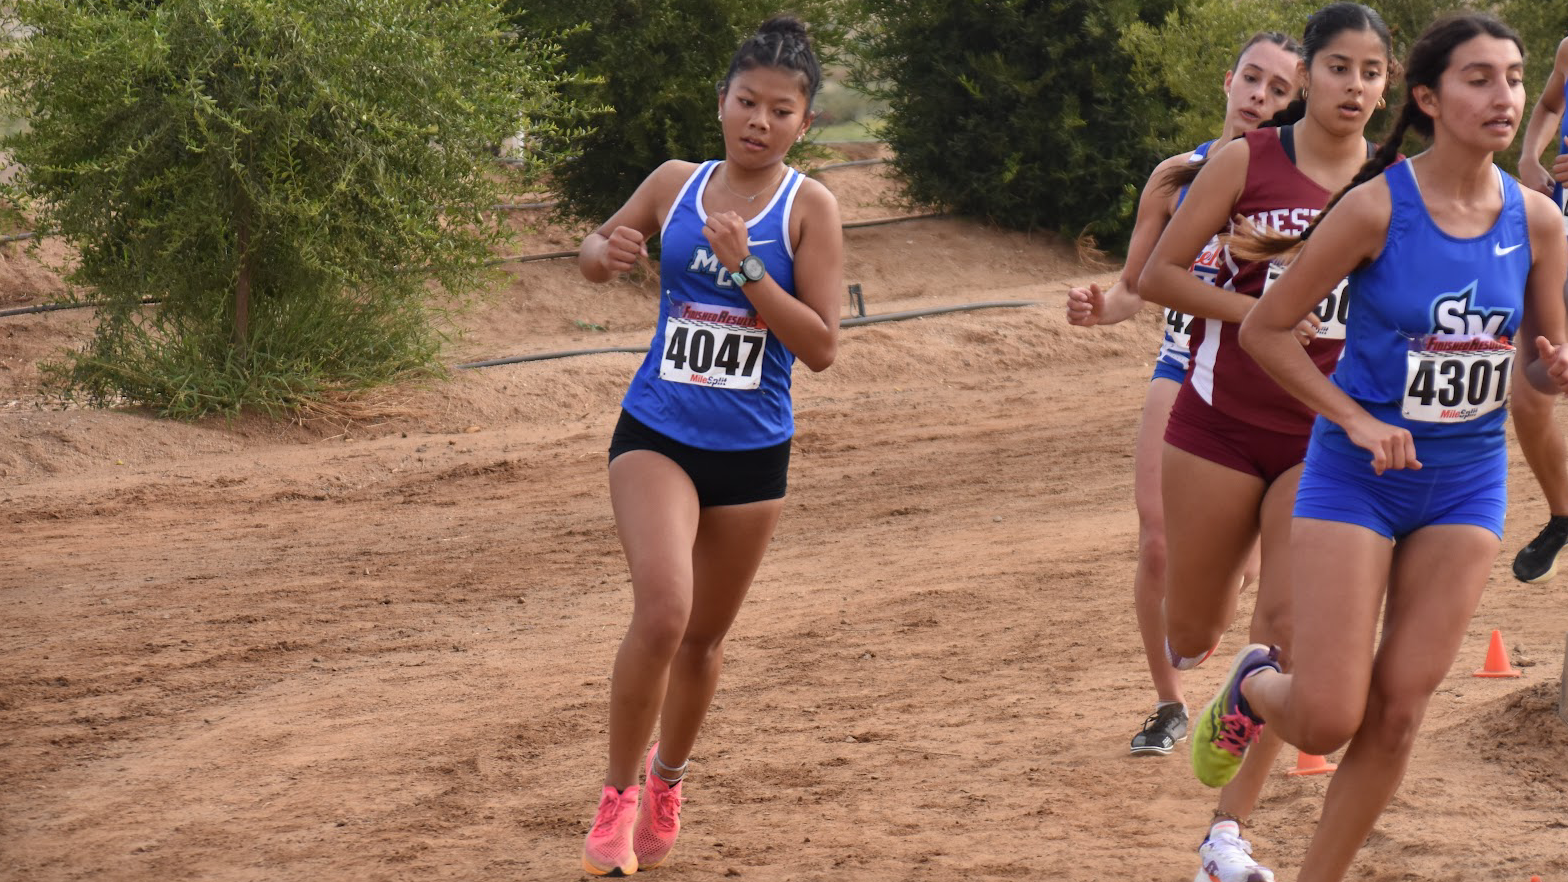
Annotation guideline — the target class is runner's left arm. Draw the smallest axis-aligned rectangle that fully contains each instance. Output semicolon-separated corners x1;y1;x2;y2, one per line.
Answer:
703;177;842;372
1239;181;1416;473
1517;38;1568;197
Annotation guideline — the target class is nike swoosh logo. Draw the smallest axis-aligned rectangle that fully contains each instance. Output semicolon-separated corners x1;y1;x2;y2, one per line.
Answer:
1494;243;1522;256
746;239;776;247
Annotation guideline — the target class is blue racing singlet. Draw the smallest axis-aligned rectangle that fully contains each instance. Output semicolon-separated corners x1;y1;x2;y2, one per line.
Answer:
620;160;806;451
1314;161;1530;466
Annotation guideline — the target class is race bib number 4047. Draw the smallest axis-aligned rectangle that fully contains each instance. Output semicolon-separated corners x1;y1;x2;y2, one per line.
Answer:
658;300;769;390
1402;335;1514;423
1264;262;1350;340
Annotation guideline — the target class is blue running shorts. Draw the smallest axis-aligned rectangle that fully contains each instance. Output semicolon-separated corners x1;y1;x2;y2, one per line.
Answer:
1294;441;1506;540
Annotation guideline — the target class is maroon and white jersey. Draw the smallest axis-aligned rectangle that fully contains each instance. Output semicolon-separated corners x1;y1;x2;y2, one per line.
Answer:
1180;127;1347;435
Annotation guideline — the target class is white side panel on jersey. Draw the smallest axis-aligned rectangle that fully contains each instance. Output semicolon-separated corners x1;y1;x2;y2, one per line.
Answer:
1191;316;1222;405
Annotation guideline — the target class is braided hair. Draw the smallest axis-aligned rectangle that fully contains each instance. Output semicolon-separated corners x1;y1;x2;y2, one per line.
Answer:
721;16;822;107
1229;12;1523;262
1163;4;1391;195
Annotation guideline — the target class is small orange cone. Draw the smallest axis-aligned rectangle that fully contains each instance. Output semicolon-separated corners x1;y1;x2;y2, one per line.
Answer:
1473;629;1523;678
1285;750;1337;776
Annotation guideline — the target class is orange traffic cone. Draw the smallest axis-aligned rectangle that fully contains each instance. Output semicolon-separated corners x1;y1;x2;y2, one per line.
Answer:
1472;629;1523;678
1285;750;1337;776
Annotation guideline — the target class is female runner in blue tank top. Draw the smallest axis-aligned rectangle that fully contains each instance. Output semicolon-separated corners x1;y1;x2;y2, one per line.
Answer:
1066;32;1297;756
575;17;843;877
1193;16;1568;882
1505;32;1568;583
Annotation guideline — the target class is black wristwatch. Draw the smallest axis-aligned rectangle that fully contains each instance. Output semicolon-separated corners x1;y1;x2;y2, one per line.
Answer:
729;254;766;287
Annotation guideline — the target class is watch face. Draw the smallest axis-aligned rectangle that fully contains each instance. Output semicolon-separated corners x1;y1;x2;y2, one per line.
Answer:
741;255;765;282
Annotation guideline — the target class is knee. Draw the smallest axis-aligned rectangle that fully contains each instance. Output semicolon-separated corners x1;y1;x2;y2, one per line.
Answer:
1168;621;1221;662
1290;695;1363;756
1354;694;1429;758
675;632;727;667
1137;527;1168;575
628;598;691;657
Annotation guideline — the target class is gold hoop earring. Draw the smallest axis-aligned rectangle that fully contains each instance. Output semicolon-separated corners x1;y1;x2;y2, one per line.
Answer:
1376;96;1386;110
1301;88;1309;100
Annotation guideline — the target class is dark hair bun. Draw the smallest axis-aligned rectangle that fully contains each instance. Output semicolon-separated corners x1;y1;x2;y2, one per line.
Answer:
757;15;809;42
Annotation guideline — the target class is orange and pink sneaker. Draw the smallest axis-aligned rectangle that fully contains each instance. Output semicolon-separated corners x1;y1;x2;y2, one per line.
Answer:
633;744;684;870
583;784;640;877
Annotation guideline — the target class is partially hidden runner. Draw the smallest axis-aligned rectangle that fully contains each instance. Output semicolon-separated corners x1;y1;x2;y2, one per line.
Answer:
1506;32;1568;582
1065;30;1300;882
1199;15;1568;881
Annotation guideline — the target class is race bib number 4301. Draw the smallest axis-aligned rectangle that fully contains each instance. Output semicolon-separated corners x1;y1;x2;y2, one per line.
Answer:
1402;336;1513;423
658;300;768;390
1264;262;1350;340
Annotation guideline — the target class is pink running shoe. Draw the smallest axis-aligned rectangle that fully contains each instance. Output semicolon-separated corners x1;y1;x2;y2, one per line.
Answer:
633;744;684;870
583;784;640;877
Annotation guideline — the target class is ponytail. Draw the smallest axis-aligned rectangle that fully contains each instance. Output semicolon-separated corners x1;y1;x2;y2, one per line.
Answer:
1260;98;1306;129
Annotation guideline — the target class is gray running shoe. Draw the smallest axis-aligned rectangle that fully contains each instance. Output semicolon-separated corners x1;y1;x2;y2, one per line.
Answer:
1129;703;1188;756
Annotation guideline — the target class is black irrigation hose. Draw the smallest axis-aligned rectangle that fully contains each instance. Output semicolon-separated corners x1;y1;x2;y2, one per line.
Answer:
486;248;579;267
456;346;649;369
843;212;945;230
810;158;888;172
0;297;159;318
454;299;1041;369
840;300;1039;327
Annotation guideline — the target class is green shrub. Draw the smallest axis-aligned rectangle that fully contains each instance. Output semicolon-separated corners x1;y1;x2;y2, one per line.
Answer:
1120;0;1301;154
0;0;583;418
850;0;1184;248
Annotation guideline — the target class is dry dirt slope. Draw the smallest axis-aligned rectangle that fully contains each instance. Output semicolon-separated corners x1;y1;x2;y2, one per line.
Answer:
2;153;1566;882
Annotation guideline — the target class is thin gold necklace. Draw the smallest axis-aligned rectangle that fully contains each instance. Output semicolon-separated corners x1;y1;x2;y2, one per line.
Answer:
720;162;785;203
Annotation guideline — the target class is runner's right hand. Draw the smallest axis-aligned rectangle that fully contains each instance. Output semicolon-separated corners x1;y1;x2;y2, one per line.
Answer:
1066;283;1105;327
1295;313;1322;347
602;226;648;275
1345;412;1420;475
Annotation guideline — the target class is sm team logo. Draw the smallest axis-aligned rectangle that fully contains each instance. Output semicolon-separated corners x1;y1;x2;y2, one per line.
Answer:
1428;281;1514;339
688;247;738;288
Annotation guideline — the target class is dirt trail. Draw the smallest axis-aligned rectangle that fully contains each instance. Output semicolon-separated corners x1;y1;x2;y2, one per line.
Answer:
2;152;1565;882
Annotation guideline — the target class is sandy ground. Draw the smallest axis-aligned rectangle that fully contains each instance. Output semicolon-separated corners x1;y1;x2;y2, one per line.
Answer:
2;148;1566;882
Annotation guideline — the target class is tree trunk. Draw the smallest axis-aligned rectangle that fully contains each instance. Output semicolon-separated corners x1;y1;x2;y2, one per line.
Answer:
234;204;251;358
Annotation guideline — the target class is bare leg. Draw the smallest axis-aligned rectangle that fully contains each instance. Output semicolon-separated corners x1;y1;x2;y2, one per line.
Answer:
1134;379;1184;705
602;451;702;789
654;498;785;769
1209;466;1302;823
1162;444;1265;660
1248;525;1495;882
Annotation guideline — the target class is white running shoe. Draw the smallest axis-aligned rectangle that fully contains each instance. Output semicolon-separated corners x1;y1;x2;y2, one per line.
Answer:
1194;826;1274;882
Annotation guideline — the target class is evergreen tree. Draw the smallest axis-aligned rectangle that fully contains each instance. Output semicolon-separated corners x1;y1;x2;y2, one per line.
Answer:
850;0;1183;248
